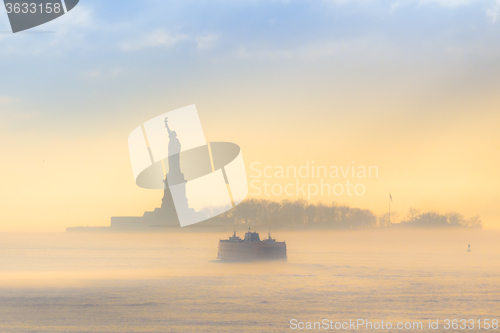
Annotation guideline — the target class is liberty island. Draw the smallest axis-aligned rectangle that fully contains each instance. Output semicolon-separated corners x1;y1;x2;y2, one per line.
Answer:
67;118;233;232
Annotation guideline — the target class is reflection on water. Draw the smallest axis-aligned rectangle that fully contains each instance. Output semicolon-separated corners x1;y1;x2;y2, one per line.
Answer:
0;230;499;332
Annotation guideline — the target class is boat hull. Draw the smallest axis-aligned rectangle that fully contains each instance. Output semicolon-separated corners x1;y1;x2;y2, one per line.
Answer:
217;241;287;261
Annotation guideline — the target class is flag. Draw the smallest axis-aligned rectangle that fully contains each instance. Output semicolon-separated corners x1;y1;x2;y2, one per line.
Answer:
390;193;393;202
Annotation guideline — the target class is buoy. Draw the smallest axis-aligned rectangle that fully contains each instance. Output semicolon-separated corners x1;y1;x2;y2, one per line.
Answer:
467;244;471;252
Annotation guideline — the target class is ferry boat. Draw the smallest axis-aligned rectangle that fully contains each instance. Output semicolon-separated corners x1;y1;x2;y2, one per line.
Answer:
217;229;287;261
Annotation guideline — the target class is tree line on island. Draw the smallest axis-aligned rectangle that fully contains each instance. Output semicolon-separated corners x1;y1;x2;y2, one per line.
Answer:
221;199;482;229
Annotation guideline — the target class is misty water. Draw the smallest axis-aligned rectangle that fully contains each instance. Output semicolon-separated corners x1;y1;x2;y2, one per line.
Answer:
0;230;499;332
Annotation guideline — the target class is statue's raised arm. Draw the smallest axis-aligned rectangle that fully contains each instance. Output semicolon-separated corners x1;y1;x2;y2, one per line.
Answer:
164;117;171;135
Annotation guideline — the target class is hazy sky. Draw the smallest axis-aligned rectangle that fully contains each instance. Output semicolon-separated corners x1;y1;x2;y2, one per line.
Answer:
1;0;500;231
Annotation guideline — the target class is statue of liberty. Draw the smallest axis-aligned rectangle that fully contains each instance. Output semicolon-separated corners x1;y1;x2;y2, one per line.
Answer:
159;117;189;220
164;117;182;178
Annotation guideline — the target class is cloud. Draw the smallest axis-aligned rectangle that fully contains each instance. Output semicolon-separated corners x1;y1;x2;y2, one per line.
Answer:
196;34;219;50
487;0;500;22
120;29;222;52
234;46;293;60
0;4;96;56
47;4;94;30
121;30;189;51
391;2;400;12
81;67;124;80
418;0;477;6
322;0;480;6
